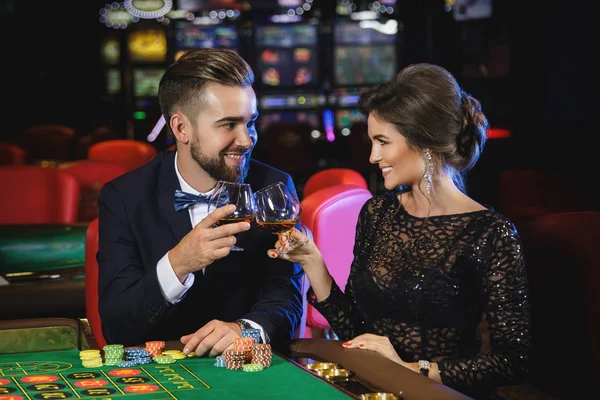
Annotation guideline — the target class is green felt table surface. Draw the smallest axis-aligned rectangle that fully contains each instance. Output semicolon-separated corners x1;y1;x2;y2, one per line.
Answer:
0;224;87;275
0;349;353;400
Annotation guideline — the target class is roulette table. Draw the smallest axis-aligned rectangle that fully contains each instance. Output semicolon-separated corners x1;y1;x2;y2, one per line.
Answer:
0;224;87;320
0;348;355;400
0;319;472;400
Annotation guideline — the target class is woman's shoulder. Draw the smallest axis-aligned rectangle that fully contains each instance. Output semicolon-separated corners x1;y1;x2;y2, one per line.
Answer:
364;191;398;212
472;207;520;239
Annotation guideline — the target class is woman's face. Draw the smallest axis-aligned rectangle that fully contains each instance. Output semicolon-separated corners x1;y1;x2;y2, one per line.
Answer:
367;114;425;190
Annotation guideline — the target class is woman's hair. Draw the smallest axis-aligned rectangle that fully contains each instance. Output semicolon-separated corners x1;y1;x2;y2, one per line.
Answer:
358;63;488;193
158;49;255;122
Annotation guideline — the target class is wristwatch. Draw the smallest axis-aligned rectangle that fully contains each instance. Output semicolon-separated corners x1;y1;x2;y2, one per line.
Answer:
418;360;431;377
235;319;263;344
235;319;253;332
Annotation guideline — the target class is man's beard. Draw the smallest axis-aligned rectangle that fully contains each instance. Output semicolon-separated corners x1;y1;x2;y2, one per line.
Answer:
190;135;251;183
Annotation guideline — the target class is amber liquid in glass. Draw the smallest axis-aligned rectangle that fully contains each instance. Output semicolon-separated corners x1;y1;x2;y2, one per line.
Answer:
256;219;298;234
216;215;255;226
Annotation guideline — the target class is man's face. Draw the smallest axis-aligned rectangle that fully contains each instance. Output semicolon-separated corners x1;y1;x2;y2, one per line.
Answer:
189;83;258;183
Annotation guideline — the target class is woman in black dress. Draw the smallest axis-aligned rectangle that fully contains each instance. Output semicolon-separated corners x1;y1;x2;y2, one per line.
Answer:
269;63;531;399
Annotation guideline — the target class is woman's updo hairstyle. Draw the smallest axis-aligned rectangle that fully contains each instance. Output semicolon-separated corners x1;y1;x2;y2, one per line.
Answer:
358;63;488;193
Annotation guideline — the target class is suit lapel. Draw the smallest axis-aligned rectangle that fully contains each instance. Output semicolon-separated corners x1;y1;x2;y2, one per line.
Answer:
158;151;192;241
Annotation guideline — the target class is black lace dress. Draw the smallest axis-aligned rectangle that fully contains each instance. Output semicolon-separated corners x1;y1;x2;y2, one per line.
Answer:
307;193;531;399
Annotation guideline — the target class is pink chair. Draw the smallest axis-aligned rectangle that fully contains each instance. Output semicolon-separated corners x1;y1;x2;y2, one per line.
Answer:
295;222;313;340
300;184;373;338
303;168;368;199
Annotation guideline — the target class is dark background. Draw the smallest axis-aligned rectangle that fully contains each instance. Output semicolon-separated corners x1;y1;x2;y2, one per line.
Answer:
1;0;597;205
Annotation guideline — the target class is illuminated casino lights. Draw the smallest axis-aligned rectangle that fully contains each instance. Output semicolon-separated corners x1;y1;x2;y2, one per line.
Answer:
271;0;312;21
369;1;395;15
124;0;173;19
99;3;137;29
208;9;241;20
444;0;456;13
323;109;335;142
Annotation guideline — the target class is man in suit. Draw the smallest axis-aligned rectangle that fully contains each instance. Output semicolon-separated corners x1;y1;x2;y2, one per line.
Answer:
97;49;304;357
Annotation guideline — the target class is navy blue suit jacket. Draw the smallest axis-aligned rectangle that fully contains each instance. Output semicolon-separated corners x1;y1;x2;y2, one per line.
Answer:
97;150;304;349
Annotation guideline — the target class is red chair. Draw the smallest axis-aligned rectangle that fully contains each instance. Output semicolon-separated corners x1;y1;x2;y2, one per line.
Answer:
303;168;368;199
0;143;28;165
62;161;130;222
498;168;590;226
300;184;373;338
85;218;107;348
518;211;600;398
0;165;80;224
88;139;157;171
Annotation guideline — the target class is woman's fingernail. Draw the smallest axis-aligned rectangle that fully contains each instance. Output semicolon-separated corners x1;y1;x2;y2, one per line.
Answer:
359;344;364;347
268;251;276;258
342;341;351;346
183;347;189;354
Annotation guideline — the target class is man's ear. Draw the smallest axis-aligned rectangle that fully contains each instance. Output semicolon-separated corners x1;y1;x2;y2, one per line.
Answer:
170;113;190;144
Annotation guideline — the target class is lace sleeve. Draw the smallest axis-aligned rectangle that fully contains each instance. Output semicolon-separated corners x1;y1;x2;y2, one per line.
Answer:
438;218;531;392
307;199;375;340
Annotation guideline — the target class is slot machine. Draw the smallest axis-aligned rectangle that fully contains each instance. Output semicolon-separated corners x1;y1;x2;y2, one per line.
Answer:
126;24;169;144
97;3;138;138
251;7;326;190
101;35;123;99
174;0;248;60
329;0;401;179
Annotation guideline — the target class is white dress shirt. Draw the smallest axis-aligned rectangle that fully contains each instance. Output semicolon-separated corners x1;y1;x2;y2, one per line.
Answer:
156;152;266;342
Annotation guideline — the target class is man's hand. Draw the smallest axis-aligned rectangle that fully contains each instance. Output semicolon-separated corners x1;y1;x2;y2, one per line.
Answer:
169;204;251;281
180;319;242;357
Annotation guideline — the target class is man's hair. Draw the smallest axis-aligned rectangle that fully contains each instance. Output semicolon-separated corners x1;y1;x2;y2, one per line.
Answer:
158;49;254;121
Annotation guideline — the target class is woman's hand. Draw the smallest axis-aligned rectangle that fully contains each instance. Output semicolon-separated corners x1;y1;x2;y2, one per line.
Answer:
267;227;320;267
342;333;405;366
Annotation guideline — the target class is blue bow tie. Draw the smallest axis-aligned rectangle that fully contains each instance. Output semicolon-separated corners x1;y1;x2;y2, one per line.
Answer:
174;189;211;212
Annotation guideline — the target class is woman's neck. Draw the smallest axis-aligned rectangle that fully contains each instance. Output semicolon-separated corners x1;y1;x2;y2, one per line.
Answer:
400;177;473;218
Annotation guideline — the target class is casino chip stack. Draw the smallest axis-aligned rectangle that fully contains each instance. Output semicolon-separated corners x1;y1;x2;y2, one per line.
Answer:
162;350;187;360
222;349;246;370
123;347;153;366
241;328;261;344
242;363;264;372
214;355;226;368
251;344;272;368
233;337;254;363
217;342;272;372
103;344;124;366
153;355;176;364
145;341;165;358
80;350;103;368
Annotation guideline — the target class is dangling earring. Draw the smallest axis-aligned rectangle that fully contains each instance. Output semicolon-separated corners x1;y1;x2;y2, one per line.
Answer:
423;149;433;195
